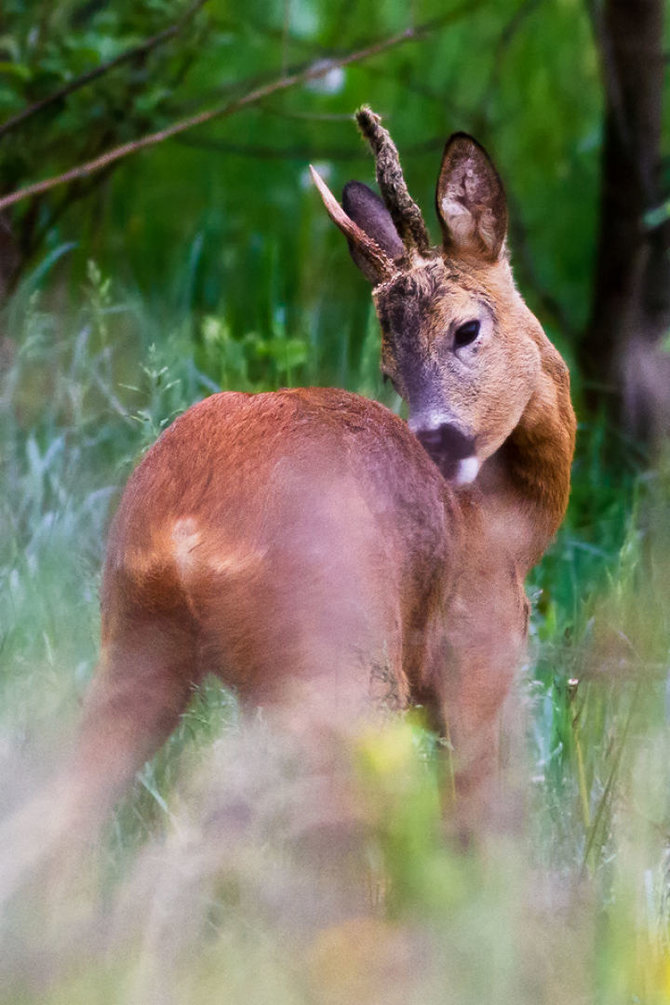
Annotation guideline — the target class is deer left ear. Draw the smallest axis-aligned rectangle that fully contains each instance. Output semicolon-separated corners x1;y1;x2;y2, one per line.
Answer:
310;165;397;285
341;181;404;282
436;133;508;262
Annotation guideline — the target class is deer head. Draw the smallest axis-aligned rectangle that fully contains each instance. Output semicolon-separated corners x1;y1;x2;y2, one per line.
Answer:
311;107;545;485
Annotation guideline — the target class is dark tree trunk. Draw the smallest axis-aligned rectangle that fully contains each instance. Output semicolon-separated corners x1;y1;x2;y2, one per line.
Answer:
584;0;670;440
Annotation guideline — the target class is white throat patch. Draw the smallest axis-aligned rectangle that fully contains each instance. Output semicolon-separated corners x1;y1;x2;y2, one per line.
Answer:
454;456;480;486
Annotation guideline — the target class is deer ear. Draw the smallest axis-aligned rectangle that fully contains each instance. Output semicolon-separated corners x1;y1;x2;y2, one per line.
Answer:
436;133;508;262
310;166;396;285
341;181;404;281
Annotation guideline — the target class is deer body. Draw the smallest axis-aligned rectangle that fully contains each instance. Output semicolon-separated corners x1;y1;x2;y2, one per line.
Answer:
102;388;453;706
73;110;575;823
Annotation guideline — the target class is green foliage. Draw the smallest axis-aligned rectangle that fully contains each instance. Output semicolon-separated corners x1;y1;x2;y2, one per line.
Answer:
0;0;210;270
199;313;309;390
0;0;614;366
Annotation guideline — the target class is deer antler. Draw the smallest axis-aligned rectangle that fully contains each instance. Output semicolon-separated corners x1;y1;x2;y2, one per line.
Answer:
355;106;430;258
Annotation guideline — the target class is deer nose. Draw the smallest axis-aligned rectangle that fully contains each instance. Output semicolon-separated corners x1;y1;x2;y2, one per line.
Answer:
411;421;477;481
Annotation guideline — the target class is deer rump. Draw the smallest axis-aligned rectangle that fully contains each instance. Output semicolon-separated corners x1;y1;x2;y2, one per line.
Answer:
100;387;459;726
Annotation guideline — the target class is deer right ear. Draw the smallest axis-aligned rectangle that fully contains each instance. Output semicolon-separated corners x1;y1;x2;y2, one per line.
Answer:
310;166;398;285
436;133;508;262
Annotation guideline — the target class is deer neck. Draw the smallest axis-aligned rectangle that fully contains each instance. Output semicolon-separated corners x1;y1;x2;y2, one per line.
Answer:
476;346;576;574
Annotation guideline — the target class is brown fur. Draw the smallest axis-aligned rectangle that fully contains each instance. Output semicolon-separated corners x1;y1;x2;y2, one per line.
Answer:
70;114;575;834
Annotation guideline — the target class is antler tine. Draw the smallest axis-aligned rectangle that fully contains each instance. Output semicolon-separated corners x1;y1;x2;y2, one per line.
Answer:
355;106;431;258
309;166;397;283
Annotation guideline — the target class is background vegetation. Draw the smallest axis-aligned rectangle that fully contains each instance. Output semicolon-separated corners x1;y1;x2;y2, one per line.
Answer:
1;0;669;1001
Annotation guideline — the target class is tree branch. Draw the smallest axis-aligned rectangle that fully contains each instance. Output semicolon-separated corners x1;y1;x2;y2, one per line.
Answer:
0;0;210;142
0;27;424;214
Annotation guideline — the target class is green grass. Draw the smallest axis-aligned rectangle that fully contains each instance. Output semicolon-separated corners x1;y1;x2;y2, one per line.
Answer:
1;268;669;1004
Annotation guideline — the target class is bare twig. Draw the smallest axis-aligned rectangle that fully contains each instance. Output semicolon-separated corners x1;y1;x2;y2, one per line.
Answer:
0;27;421;214
0;0;210;142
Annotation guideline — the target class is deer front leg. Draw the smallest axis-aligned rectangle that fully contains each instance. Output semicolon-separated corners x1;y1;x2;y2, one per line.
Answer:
440;577;529;837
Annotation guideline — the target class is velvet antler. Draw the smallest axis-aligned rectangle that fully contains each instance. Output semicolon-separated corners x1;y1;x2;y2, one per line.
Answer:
355;106;430;258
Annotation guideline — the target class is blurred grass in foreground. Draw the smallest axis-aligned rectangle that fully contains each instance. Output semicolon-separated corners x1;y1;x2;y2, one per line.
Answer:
1;270;669;1004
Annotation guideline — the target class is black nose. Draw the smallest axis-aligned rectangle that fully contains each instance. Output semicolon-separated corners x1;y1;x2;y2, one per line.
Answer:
414;423;475;479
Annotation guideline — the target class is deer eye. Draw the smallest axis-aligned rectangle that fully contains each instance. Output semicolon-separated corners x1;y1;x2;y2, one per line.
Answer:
453;319;480;348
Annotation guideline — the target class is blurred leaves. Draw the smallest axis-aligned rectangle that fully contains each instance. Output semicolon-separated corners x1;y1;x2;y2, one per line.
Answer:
0;0;609;362
201;313;308;389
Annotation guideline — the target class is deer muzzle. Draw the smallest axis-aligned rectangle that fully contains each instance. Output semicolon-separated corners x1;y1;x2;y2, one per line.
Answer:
409;418;479;485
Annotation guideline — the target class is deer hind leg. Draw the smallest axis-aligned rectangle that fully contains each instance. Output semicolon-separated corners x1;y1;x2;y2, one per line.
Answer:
69;611;199;823
0;612;199;905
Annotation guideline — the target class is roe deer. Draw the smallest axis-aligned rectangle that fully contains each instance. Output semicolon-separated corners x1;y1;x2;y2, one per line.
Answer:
65;108;575;835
